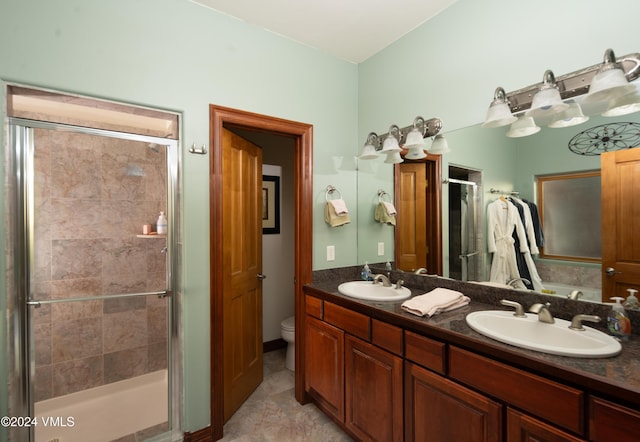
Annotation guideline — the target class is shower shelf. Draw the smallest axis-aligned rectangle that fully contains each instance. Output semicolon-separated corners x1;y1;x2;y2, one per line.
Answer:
136;234;167;238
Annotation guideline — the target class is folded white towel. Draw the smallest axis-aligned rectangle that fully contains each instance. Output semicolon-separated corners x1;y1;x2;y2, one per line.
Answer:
329;199;349;215
382;201;397;215
401;288;470;317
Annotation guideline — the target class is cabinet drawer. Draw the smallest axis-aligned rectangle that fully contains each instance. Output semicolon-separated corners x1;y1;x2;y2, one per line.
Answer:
305;294;323;319
449;346;584;435
589;396;640;441
404;330;446;375
324;302;370;341
372;319;403;357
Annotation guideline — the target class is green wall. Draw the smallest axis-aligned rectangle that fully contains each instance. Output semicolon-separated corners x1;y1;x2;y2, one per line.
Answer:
0;0;358;432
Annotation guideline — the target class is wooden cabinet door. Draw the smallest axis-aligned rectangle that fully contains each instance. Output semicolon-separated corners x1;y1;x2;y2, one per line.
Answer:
345;335;403;442
405;361;502;442
589;396;640;442
304;316;344;421
507;408;586;442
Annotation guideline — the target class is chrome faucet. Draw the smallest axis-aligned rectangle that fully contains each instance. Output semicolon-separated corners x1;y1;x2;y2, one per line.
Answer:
567;290;583;300
507;277;531;288
569;314;601;331
372;274;392;287
413;268;428;275
500;299;526;317
529;302;554;323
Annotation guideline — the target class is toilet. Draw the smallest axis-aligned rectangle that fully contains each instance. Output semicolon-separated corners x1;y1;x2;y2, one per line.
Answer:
280;316;296;371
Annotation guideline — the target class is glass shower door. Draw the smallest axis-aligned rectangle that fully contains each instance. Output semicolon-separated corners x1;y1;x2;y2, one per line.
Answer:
12;120;178;442
448;178;480;282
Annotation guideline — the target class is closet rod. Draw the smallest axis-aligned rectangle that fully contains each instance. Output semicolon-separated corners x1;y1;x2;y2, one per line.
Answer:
489;187;520;196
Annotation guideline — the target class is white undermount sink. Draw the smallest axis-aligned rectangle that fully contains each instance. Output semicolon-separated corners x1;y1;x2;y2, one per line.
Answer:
338;280;411;302
465;310;622;358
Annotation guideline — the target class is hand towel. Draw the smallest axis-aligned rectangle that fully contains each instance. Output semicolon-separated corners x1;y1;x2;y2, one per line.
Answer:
401;288;470;317
374;202;396;225
382;201;397;215
325;200;350;227
328;198;349;215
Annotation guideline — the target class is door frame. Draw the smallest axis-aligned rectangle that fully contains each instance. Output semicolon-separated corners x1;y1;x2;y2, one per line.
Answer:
209;105;313;439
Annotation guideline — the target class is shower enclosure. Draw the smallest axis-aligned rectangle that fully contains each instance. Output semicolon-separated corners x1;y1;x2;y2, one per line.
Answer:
9;118;179;442
447;170;482;282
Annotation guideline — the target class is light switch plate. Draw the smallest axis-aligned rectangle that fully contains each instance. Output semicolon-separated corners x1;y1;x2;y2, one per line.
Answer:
377;242;384;256
327;245;335;261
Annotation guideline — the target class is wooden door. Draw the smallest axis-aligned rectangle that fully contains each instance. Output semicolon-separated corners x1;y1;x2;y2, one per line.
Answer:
405;361;502;442
601;148;640;298
222;128;263;422
395;163;427;271
345;335;403;442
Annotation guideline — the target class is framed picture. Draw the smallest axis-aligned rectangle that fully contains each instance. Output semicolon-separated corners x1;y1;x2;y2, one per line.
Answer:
262;175;280;234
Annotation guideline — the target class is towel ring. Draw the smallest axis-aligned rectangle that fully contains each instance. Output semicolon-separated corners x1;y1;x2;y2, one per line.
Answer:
326;185;343;202
378;189;391;203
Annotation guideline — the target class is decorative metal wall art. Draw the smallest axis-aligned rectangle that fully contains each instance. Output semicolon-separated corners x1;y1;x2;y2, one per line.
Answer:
568;122;640;155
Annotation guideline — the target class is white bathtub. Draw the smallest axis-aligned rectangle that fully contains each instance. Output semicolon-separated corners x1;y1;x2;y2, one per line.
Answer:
539;282;601;303
35;370;168;442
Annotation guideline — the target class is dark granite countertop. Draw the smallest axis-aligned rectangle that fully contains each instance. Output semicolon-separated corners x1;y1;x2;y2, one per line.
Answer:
306;267;640;410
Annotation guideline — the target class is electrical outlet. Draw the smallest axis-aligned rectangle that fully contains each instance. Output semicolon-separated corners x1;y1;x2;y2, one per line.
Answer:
327;245;335;261
377;242;384;256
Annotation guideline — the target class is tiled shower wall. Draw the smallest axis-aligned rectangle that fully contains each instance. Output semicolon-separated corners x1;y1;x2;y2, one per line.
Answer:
32;129;168;401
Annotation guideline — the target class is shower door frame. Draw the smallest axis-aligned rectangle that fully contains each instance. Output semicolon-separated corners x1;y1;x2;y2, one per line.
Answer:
447;177;483;282
9;118;181;442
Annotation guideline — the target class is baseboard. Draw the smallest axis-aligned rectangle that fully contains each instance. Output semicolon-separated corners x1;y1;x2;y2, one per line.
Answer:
183;426;213;442
263;338;287;353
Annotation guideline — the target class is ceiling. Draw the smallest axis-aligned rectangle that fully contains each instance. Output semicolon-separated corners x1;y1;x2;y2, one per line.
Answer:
190;0;458;64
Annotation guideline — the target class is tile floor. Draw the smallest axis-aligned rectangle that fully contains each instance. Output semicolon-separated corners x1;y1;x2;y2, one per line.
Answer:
219;349;353;441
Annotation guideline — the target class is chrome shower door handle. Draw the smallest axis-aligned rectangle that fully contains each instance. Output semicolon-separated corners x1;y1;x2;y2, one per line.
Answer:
257;274;267;280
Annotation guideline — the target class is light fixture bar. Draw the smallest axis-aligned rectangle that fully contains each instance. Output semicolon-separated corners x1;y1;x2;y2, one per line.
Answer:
505;52;640;113
371;117;443;150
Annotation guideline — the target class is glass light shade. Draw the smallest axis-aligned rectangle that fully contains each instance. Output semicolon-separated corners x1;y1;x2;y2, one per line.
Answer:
526;87;568;119
548;101;589;128
404;127;427;149
602;90;640;116
482;101;517;128
405;146;427;160
384;150;404;164
506;116;541;138
584;68;635;104
359;142;379;160
428;135;449;154
381;134;401;152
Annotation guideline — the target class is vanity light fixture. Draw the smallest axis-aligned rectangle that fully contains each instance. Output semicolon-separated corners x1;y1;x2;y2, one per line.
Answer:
428;134;450;154
359;132;380;159
506;115;541;138
482;48;640;136
548;100;589;128
482;87;518;128
526;70;568;120
360;116;444;163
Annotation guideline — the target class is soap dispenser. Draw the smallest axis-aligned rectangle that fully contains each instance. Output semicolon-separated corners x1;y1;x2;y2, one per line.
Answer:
623;288;639;309
607;297;631;341
361;262;372;281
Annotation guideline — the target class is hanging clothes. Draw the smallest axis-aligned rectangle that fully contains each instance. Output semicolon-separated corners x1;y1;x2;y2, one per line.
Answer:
522;199;544;247
487;198;529;288
510;197;545;291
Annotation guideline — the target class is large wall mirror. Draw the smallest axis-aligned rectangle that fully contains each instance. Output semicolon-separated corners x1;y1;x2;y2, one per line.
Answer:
357;111;640;307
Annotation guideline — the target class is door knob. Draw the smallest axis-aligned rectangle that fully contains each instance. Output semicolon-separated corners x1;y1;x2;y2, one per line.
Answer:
605;267;622;276
257;274;267;280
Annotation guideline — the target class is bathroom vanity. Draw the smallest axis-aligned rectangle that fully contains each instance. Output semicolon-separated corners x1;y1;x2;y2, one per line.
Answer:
302;272;640;441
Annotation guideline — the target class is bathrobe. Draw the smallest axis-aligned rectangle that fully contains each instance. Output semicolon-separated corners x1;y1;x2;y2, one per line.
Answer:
511;197;545;291
487;198;529;288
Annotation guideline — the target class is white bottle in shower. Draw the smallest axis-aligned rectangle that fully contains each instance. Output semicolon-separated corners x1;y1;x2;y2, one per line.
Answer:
157;211;168;235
